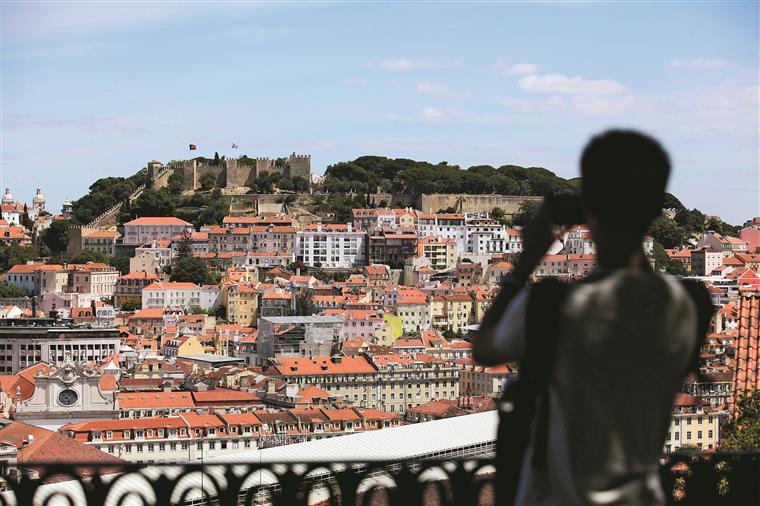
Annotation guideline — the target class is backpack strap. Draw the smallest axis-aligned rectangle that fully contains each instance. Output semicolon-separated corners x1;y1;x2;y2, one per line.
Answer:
678;279;714;381
525;278;570;470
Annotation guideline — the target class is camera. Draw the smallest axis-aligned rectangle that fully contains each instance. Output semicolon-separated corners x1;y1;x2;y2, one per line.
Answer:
544;193;585;226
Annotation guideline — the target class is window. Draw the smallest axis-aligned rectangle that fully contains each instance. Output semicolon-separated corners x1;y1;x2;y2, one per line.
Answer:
708;430;713;438
697;431;702;439
686;431;692;440
136;444;144;452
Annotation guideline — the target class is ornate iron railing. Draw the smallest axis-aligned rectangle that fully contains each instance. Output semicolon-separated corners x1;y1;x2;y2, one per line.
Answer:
1;453;757;505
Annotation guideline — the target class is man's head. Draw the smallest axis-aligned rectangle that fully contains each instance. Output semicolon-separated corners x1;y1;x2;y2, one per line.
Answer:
581;130;670;251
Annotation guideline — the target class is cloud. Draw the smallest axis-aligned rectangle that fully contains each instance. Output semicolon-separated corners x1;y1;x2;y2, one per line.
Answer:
341;77;368;86
669;58;730;68
368;57;462;72
506;63;538;76
3;115;147;134
416;81;471;98
418;107;509;124
489;58;538;76
518;73;626;95
497;94;643;117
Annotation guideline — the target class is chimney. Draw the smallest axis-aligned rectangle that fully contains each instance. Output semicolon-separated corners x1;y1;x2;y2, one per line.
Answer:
266;378;276;395
347;223;352;232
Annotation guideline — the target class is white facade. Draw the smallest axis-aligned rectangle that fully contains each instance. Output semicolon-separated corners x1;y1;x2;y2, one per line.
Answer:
142;282;207;311
295;224;366;268
123;218;192;245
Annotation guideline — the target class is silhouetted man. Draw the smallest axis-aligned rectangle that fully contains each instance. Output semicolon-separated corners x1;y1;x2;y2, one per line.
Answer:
475;130;709;505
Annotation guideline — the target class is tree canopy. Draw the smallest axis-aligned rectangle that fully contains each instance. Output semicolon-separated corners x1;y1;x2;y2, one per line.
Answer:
322;156;575;197
721;393;760;450
0;282;28;297
40;220;70;255
0;244;39;273
169;232;214;285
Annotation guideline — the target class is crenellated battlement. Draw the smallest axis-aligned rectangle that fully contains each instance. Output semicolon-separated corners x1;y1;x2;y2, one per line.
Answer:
147;152;312;193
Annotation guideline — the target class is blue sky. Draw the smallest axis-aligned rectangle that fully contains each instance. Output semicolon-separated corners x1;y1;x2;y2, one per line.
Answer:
1;1;758;224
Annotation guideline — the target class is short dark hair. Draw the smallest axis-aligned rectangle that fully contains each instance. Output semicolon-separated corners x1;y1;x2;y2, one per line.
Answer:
581;130;670;238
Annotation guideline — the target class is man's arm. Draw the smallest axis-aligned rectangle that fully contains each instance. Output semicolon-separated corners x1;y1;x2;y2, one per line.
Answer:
473;205;558;366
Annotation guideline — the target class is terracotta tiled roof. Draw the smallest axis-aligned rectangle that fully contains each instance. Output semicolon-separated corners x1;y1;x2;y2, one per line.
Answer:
271;355;378;376
191;388;261;405
125;217;191;226
117;391;195;409
0;421;124;469
143;281;200;291
732;291;760;414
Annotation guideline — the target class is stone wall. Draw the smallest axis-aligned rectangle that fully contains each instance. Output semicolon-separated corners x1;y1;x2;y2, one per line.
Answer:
417;194;542;216
172;154;311;192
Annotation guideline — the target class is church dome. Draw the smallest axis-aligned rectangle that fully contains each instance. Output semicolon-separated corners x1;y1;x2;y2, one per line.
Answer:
2;187;13;205
33;187;45;204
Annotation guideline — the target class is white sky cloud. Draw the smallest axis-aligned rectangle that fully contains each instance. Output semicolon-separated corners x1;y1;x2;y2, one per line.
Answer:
506;63;538;76
369;58;462;71
416;81;471;98
518;73;626;95
669;58;730;68
489;58;538;75
341;77;368;86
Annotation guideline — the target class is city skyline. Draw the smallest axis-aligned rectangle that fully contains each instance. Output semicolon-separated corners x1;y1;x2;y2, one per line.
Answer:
1;1;758;223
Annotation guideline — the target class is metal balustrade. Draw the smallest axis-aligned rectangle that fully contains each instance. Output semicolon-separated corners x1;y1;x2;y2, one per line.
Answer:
1;452;757;505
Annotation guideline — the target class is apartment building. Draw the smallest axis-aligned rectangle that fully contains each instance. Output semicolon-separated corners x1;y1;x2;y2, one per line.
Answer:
60;407;400;463
142;282;203;311
369;228;418;268
3;264;67;296
664;394;722;453
0;318;119;374
296;224;366;268
386;287;432;334
115;272;161;305
459;364;515;396
417;236;457;271
268;353;460;415
256;315;344;364
81;230;120;256
69;263;119;298
123;217;193;245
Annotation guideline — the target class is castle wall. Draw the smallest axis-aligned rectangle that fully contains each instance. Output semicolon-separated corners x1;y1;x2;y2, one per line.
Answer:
417;194;542;216
195;164;226;189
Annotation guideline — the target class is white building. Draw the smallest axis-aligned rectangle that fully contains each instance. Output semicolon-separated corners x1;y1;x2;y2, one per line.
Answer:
465;217;508;255
664;394;722;453
295;223;366;268
123;217;193;246
142;282;207;311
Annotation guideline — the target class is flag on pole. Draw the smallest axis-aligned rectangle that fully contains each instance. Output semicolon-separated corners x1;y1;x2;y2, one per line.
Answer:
189;144;197;150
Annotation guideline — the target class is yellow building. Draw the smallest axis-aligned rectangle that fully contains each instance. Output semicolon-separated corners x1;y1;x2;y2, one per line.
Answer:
431;294;474;334
374;313;404;346
162;335;205;358
225;282;259;326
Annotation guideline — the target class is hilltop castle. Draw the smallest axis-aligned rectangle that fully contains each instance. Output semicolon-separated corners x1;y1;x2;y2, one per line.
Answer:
147;153;311;193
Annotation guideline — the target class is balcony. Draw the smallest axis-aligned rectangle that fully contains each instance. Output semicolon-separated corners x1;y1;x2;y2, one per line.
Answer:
2;453;757;505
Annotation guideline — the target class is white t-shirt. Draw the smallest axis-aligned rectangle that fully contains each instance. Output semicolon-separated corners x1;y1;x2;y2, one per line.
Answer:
494;270;697;506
